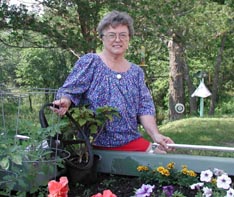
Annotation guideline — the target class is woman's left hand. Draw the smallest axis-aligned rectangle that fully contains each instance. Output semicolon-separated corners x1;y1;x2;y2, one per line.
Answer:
153;134;175;152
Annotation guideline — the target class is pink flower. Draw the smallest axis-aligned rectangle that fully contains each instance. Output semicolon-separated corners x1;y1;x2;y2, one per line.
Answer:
91;189;117;197
48;176;69;197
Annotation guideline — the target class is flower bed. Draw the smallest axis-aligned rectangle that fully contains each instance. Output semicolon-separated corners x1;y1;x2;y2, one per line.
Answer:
49;162;234;197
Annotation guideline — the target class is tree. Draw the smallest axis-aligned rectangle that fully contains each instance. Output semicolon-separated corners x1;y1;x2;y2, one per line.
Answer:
167;38;185;120
186;1;234;115
125;0;200;120
0;42;20;86
0;0;110;54
209;34;227;115
15;48;72;88
0;0;233;121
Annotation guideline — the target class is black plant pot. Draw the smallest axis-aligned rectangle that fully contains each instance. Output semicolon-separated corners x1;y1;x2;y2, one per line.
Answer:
66;154;100;185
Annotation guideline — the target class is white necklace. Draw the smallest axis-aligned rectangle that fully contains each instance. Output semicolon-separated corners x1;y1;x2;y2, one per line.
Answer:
116;74;122;80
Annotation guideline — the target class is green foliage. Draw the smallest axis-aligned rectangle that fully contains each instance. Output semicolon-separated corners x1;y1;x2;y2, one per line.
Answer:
0;122;69;194
101;176;117;188
1;0;234;120
15;48;72;88
63;105;119;138
0;89;69;195
59;105;119;166
215;98;234;115
0;137;23;170
170;191;187;197
148;79;169;124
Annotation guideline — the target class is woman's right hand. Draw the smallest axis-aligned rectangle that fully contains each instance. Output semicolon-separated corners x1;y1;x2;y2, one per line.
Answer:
52;97;71;116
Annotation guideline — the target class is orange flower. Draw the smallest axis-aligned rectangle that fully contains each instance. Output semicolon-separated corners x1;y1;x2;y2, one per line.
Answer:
91;189;117;197
48;176;69;197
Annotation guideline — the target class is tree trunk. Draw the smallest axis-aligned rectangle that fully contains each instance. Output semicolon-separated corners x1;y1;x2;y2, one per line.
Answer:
184;63;197;114
77;1;99;53
209;34;226;115
168;39;185;120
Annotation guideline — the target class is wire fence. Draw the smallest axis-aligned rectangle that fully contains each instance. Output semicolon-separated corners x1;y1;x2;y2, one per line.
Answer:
0;88;58;136
0;88;71;192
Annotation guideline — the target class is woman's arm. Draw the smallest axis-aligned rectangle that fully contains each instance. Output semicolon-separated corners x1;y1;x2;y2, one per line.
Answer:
139;115;174;151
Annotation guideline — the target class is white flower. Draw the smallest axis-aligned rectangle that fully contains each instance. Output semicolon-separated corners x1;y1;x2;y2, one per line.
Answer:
225;188;234;197
190;182;204;190
213;168;225;176
200;169;213;182
202;186;212;197
217;174;232;189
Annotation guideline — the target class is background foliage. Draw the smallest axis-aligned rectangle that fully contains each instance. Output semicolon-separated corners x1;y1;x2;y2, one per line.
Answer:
0;0;233;123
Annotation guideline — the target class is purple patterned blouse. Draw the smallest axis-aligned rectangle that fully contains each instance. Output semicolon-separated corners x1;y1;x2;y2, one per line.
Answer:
57;53;155;147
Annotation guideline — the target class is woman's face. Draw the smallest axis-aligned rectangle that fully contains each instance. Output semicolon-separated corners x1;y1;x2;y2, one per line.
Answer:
101;24;130;56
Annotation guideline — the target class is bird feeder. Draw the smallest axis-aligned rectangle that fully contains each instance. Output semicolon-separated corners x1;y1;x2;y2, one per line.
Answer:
192;71;211;117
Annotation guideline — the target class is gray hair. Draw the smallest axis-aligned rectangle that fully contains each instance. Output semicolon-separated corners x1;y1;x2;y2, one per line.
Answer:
97;10;134;38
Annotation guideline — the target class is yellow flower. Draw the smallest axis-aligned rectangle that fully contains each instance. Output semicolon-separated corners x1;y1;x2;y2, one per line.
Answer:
167;162;175;169
187;170;197;177
163;169;170;176
157;167;170;176
181;168;188;175
137;165;149;172
157;166;165;173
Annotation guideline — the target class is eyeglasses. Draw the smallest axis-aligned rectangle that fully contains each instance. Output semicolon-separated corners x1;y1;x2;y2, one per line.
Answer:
102;32;129;41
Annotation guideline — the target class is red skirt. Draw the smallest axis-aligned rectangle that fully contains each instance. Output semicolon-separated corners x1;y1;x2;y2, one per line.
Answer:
93;137;150;151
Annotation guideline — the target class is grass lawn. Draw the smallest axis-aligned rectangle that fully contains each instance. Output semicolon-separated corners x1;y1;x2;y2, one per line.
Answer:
143;117;234;157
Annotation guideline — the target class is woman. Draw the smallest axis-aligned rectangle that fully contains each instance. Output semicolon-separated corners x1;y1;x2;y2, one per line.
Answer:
53;10;174;153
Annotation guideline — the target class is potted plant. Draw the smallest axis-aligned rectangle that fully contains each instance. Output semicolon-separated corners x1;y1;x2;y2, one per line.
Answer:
58;105;119;185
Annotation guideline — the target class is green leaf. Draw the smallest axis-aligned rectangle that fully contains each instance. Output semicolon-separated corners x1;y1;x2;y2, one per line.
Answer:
0;144;8;149
90;125;98;133
0;157;10;170
11;154;23;165
78;118;87;126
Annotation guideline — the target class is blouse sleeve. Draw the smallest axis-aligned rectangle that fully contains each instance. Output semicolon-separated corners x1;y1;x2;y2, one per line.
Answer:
137;68;156;116
56;54;95;106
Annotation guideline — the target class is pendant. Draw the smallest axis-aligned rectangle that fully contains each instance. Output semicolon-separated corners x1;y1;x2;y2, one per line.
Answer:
116;74;122;80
